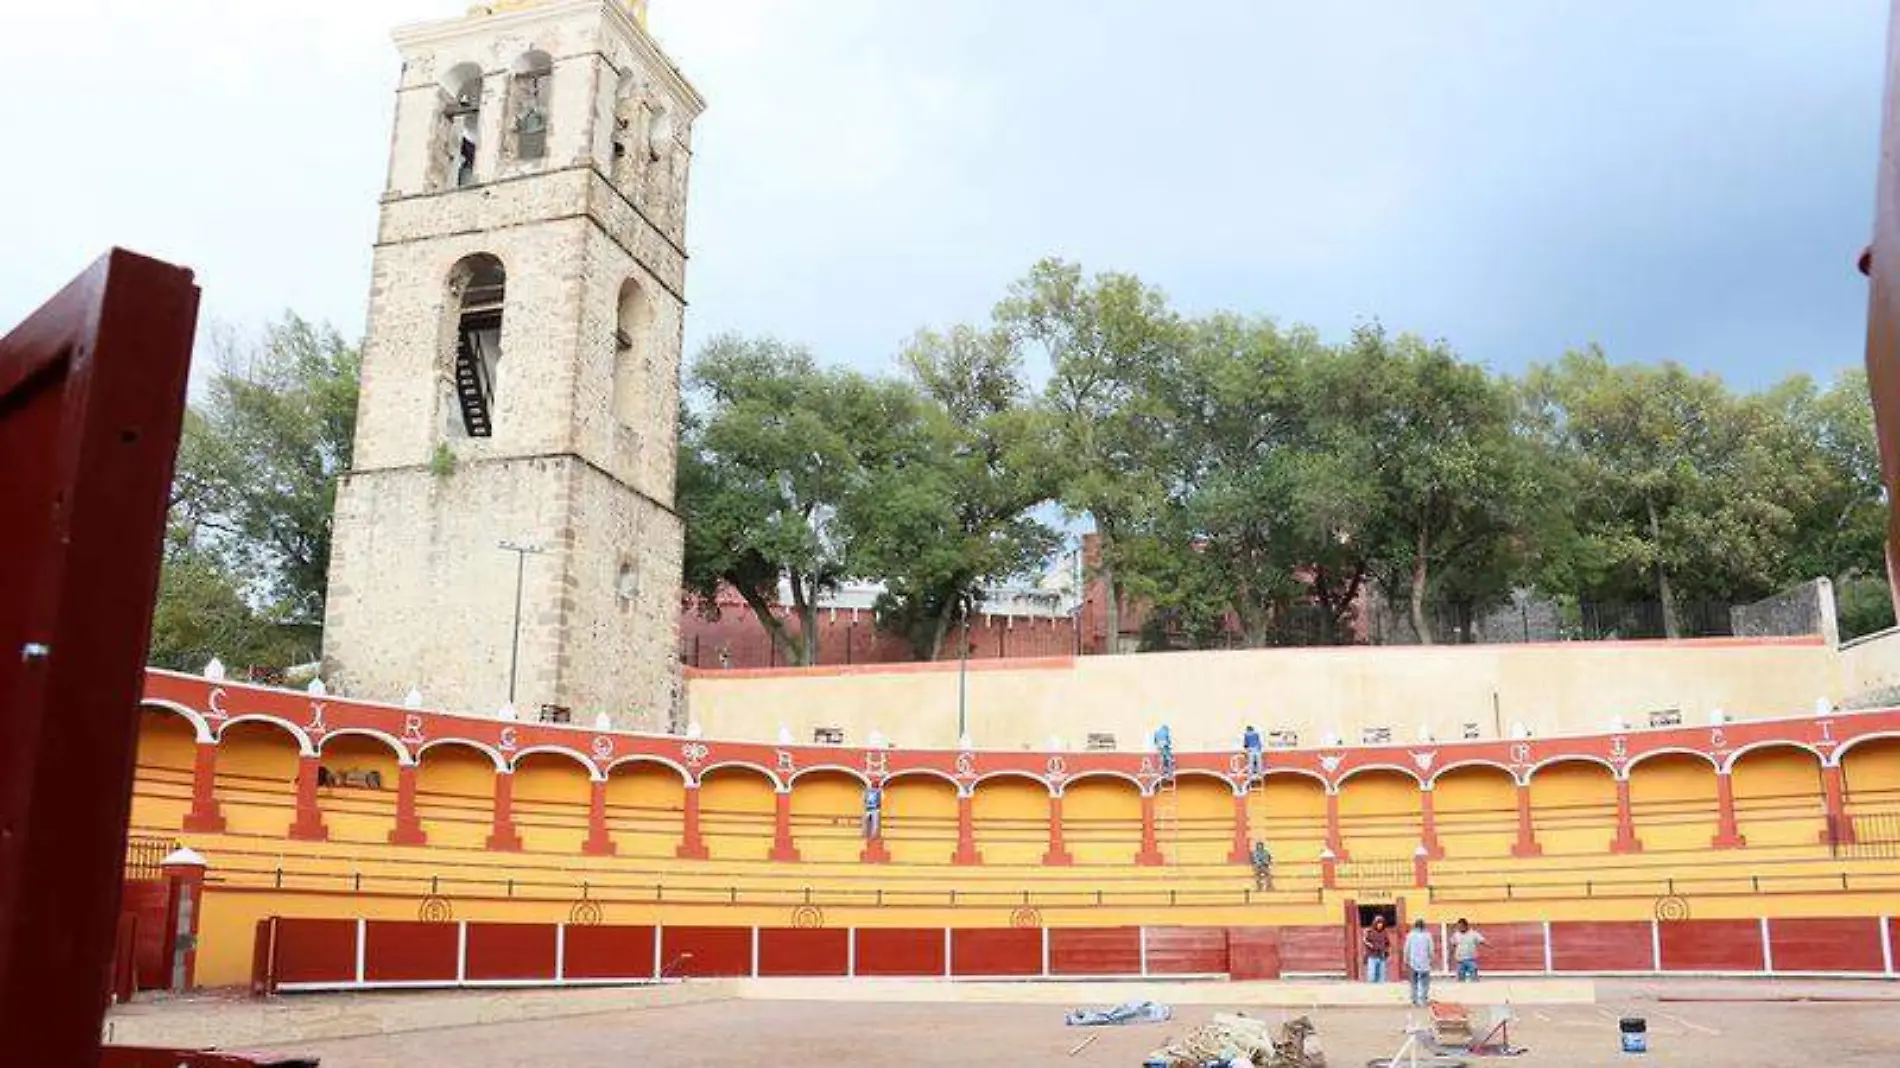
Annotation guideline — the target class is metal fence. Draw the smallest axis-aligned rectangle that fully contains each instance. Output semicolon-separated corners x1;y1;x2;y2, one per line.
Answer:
123;836;178;882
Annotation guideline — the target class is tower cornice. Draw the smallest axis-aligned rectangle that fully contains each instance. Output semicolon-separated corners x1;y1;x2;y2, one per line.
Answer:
392;0;704;119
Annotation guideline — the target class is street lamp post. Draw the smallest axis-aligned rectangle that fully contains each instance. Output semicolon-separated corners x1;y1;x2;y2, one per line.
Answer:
498;540;545;706
956;599;970;741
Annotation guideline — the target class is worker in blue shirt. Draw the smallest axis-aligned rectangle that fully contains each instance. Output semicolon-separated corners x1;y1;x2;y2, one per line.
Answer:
1154;723;1174;776
1242;724;1264;778
862;781;883;839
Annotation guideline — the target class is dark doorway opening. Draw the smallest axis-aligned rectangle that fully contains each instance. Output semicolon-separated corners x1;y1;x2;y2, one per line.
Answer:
1358;903;1398;929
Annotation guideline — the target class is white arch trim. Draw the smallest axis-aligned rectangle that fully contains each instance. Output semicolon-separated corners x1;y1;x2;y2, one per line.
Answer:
604;753;692;783
697;760;784;789
1257;767;1330;788
787;764;871;788
1335;763;1425;787
1621;746;1719;774
1061;769;1146;792
880;767;963;791
511;745;604;781
215;714;315;756
970;769;1055;793
1831;731;1900;764
415;737;508;772
1427;758;1519;788
139;699;213;744
1719;739;1826;775
1525;754;1621;782
316;727;415;766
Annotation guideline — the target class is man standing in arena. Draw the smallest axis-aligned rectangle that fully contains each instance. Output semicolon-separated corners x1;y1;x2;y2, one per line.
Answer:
1363;915;1392;982
1242;724;1264;778
1154;723;1175;776
1404;918;1436;1006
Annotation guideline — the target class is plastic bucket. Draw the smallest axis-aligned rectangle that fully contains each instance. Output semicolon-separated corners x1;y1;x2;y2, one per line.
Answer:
1620;1016;1647;1054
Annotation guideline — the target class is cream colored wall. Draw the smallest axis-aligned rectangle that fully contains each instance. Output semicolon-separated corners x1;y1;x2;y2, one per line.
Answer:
686;639;1842;750
1840;627;1900;702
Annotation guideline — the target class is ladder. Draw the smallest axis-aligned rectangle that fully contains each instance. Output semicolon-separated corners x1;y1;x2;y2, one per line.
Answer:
1243;770;1270;886
1154;768;1179;864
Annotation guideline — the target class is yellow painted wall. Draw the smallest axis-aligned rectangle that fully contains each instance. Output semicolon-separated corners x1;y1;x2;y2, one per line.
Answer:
1062;777;1141;865
699;767;776;861
1730;747;1824;847
315;735;400;845
604;763;686;857
883;776;957;864
1432;767;1517;859
215;722;299;837
971;776;1050;866
1338;771;1421;860
1526;761;1616;855
1844;738;1900;819
513;753;591;854
1169;775;1236;865
688;639;1840;750
789;771;863;863
133;710;196;832
415;744;497;850
1627;754;1718;850
1255;774;1326;860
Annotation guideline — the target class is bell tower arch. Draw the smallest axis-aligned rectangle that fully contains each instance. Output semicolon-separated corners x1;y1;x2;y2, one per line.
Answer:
324;0;701;728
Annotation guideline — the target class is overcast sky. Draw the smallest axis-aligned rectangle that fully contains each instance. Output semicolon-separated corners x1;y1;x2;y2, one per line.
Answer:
2;1;1888;389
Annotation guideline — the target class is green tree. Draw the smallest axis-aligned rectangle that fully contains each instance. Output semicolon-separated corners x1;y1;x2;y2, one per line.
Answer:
678;335;924;665
858;324;1061;659
1332;326;1543;643
996;259;1179;651
151;314;359;671
1522;348;1805;636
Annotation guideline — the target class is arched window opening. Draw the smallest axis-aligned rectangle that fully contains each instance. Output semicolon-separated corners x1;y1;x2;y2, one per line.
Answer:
449;254;506;438
440;63;484;189
508;51;553;162
612;277;653;430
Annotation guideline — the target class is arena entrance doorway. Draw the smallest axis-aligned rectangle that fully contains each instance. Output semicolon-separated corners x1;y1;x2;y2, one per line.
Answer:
1343;898;1406;980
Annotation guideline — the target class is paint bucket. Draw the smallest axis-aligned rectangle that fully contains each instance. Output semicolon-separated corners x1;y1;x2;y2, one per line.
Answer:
1619;1017;1647;1054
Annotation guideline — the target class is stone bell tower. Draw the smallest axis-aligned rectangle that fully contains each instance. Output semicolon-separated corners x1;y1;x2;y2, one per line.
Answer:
323;0;701;727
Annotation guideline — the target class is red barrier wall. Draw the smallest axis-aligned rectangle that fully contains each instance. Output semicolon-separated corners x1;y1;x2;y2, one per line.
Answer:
465;923;556;981
663;926;753;977
1226;927;1282;980
951;928;1041;977
1464;921;1544;972
758;928;850;977
275;919;355;985
564;925;656;981
1658;920;1763;972
119;881;172;991
1277;925;1345;974
1049;927;1141;976
363;921;458;983
1143;926;1228;975
1769;918;1884;973
1548;921;1653;972
855;928;945;977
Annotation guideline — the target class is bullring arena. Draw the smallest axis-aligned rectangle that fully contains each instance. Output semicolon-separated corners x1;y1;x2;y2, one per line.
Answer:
109;631;1900;1064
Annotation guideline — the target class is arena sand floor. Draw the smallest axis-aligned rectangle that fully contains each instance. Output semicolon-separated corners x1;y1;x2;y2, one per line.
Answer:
118;979;1900;1067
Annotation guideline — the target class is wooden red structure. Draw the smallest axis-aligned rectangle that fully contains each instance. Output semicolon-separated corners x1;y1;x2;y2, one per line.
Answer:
0;251;200;1064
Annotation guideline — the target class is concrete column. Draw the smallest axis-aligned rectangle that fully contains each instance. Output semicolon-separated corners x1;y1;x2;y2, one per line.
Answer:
1135;792;1163;866
159;848;209;992
1510;779;1542;857
486;771;522;852
1610;776;1641;854
1320;848;1338;890
1418;784;1443;859
583;778;615;856
1820;763;1856;846
677;783;708;859
182;742;225;833
288;754;329;842
769;789;800;862
1043;793;1073;866
1412;845;1430;889
1712;770;1746;849
389;763;427;846
1228;789;1252;864
952;792;981;865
